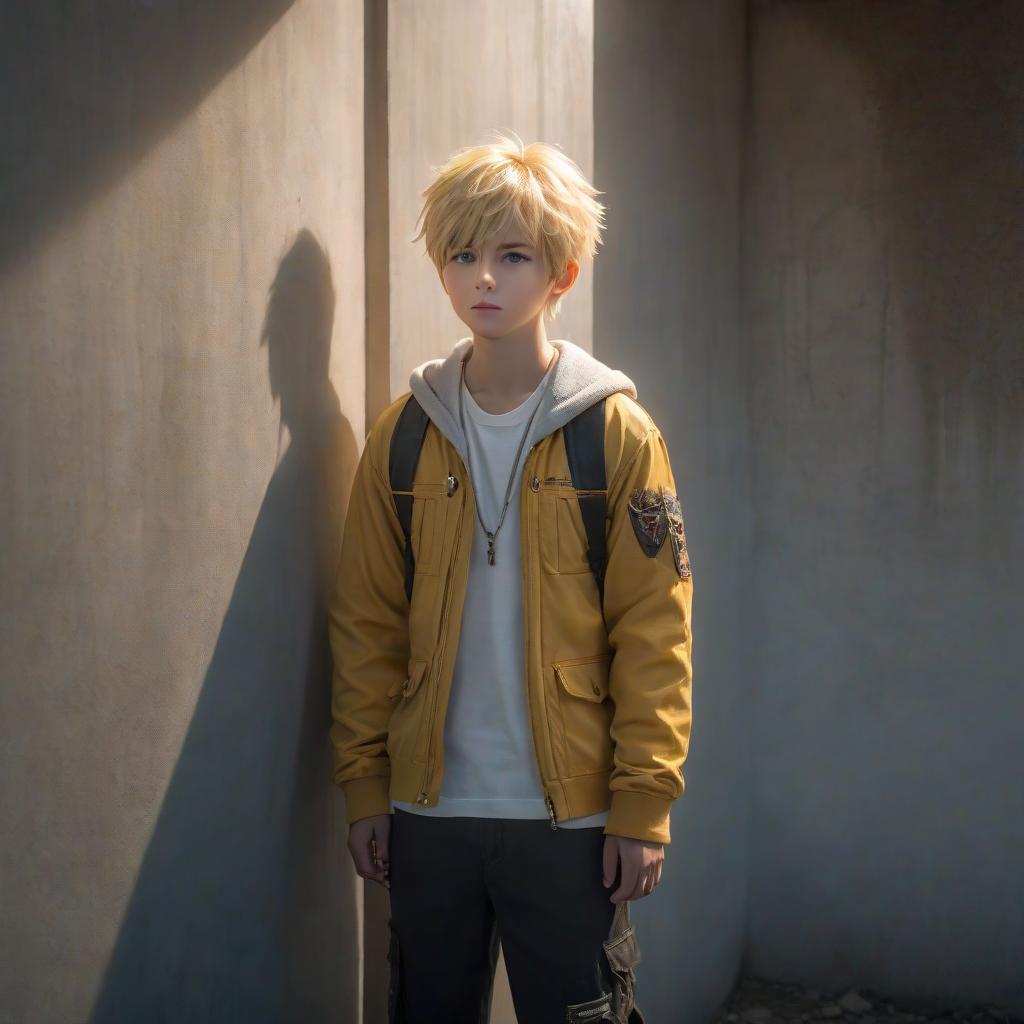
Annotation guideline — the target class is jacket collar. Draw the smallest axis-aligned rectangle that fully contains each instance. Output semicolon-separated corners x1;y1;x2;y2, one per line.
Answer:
408;337;637;465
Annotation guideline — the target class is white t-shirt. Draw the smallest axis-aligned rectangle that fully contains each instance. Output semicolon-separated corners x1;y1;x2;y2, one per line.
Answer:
391;361;609;829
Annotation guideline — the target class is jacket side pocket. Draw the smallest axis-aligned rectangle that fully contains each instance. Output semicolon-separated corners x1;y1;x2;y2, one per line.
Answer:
553;653;614;776
386;659;430;764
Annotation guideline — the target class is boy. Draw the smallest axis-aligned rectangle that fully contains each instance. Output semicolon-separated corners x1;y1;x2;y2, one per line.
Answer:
329;131;693;1024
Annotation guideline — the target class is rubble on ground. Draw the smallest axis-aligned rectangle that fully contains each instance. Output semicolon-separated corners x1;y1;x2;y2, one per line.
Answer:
714;977;1020;1024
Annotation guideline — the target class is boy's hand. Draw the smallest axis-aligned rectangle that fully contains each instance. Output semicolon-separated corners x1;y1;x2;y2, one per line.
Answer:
603;834;664;903
348;813;391;891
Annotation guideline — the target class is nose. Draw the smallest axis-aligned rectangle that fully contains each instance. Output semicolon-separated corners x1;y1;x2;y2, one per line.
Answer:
475;255;498;285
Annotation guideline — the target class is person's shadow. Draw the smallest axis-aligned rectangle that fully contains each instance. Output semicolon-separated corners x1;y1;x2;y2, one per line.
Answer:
90;229;361;1021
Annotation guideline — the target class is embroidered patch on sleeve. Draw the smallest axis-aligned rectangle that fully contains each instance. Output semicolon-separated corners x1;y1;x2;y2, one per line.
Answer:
662;490;692;579
627;487;692;579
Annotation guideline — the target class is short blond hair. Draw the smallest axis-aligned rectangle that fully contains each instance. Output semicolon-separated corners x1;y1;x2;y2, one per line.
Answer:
412;129;606;321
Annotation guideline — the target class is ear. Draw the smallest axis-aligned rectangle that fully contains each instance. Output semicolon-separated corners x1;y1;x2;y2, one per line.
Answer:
551;259;579;297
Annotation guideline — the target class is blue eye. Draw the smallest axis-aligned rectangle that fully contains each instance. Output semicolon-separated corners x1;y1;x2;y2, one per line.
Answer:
451;250;529;264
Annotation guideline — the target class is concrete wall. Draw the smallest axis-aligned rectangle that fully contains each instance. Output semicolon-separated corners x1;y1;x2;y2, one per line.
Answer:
0;3;364;1021
596;3;750;1022
744;0;1024;1011
385;0;596;398
3;1;1020;1021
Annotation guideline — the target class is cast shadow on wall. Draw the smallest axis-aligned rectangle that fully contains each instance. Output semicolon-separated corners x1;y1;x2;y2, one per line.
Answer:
89;230;361;1022
0;0;296;275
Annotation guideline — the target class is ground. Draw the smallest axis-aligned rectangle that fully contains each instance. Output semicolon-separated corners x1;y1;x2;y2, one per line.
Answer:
714;977;1021;1024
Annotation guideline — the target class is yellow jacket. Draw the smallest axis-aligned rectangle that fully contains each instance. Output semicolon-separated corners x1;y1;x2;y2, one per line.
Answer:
329;338;693;844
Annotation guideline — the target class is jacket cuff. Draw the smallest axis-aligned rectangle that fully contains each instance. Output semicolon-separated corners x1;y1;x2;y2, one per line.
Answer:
605;790;673;845
339;775;392;824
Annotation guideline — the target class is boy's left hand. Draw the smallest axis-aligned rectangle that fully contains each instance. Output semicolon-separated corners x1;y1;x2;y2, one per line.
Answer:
603;835;664;902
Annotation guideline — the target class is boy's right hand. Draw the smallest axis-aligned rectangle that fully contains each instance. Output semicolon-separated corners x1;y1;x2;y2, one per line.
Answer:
348;813;391;891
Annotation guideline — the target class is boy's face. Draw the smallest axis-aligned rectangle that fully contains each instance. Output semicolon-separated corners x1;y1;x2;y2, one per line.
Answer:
441;224;576;339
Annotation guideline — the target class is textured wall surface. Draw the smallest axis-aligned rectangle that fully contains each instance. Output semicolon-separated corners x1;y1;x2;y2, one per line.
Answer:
0;3;364;1021
744;0;1023;1011
386;0;596;400
596;2;750;1022
3;1;1019;1021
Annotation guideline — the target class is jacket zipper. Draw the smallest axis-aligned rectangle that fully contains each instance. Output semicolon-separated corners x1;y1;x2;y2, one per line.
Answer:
415;443;560;832
545;792;559;830
415;455;469;805
524;445;560;829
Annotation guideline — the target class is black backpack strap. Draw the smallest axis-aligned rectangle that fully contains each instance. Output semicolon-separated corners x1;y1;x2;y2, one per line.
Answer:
388;394;431;603
563;398;608;605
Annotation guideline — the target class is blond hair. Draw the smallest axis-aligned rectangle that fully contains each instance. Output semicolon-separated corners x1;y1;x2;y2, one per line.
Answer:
412;129;606;321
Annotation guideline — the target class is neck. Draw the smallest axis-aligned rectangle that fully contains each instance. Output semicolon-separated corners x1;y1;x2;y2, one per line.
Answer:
463;333;559;415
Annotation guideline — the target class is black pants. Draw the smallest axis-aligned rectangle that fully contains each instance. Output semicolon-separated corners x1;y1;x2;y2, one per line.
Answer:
386;808;647;1024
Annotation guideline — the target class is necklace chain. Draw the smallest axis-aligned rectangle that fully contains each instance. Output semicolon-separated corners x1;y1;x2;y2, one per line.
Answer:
457;347;557;566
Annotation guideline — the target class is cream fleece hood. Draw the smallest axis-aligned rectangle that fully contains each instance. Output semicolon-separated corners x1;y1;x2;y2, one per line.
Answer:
407;337;637;466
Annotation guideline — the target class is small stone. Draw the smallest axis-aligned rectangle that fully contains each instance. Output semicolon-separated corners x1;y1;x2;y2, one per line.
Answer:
840;992;874;1015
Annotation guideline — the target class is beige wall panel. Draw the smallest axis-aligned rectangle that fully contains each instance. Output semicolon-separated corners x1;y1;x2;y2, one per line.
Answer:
387;0;595;400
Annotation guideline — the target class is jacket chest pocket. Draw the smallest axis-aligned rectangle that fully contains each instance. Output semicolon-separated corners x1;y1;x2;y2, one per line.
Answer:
538;484;591;575
553;653;614;775
410;483;448;576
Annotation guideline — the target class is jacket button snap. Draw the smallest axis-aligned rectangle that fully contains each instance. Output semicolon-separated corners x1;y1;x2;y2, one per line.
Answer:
592;683;601;695
530;476;540;492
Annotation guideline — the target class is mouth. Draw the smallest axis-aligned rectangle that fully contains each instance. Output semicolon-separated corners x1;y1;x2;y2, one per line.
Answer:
472;303;502;310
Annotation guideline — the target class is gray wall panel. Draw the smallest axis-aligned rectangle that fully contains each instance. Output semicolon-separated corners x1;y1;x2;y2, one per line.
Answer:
0;3;364;1020
596;3;750;1022
744;0;1024;1009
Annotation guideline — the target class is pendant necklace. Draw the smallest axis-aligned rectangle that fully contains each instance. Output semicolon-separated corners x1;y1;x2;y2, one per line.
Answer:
457;346;557;567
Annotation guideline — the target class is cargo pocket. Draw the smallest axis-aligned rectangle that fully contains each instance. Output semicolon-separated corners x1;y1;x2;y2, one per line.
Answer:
553;654;614;776
566;988;616;1022
602;901;648;1024
386;920;405;1024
